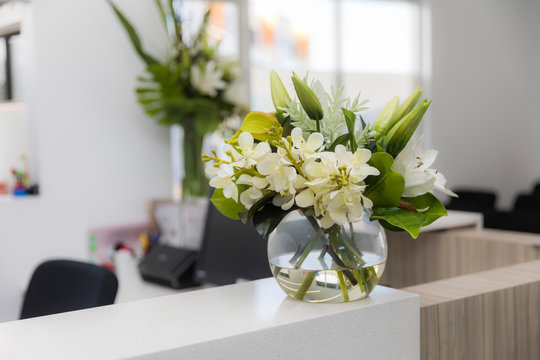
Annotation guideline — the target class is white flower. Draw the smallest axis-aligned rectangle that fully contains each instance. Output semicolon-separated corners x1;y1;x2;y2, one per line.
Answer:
223;80;248;107
215;54;242;78
297;144;379;226
392;136;457;197
257;151;306;210
257;153;288;177
266;166;297;195
272;193;295;210
304;152;336;184
207;167;238;202
240;186;264;209
290;127;324;158
190;61;226;97
236;174;268;189
335;145;380;182
236;174;268;209
318;184;372;228
225;132;270;168
295;188;315;208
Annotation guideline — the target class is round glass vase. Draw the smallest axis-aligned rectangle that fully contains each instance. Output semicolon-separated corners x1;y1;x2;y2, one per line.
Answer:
268;210;387;303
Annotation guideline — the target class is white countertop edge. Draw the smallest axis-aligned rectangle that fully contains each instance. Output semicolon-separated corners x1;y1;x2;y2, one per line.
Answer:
0;278;419;360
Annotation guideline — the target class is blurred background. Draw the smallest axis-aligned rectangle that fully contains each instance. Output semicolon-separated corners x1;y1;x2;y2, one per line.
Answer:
0;0;539;322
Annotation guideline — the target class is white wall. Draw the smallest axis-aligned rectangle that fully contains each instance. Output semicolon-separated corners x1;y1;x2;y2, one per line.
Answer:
425;0;540;209
0;0;172;322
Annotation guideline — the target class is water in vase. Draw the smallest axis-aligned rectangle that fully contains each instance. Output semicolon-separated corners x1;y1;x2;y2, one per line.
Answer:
270;251;386;303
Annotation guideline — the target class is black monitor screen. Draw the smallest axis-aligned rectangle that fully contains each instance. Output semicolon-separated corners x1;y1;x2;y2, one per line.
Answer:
194;202;272;285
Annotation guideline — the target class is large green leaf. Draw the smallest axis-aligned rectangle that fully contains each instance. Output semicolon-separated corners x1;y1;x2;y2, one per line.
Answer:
153;0;168;30
370;193;448;238
252;205;293;239
210;188;245;220
238;192;273;224
364;152;404;208
328;133;350;151
239;112;280;141
109;1;159;66
342;108;357;152
194;100;220;136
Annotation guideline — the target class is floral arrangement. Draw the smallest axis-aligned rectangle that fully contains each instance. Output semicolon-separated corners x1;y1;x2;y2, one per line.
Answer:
204;71;456;239
110;2;247;197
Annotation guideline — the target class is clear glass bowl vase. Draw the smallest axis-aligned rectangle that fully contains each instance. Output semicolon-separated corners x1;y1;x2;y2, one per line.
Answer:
268;210;387;303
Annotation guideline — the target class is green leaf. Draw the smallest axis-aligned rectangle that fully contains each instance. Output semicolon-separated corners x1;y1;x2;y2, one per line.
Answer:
210;188;245;220
341;108;357;152
358;114;367;131
194;100;220;136
153;0;168;30
168;0;182;42
238;192;273;224
252;205;292;239
364;152;404;208
108;1;159;65
327;133;350;151
239;111;280;141
371;193;447;238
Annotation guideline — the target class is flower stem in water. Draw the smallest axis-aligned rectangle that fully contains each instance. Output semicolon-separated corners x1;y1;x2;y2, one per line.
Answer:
337;271;350;302
294;227;324;269
294;271;317;301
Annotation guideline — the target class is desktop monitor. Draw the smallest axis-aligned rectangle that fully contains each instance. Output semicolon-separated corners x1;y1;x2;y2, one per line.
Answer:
194;201;272;285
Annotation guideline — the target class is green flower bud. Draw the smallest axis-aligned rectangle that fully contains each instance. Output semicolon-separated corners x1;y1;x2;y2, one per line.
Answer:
385;99;431;157
291;72;324;121
372;96;399;136
270;70;291;116
395;86;424;122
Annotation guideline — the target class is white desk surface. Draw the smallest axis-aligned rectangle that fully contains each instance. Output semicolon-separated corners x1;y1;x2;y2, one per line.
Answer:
0;278;419;360
421;210;483;232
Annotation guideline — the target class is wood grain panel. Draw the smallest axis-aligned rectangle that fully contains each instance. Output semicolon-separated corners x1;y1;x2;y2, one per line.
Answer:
382;228;540;288
403;260;540;360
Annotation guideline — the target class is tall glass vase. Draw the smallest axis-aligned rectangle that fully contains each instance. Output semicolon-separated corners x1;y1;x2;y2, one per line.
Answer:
181;118;208;199
169;121;209;250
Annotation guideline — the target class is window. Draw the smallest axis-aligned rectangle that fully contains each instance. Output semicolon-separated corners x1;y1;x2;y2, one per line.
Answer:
248;0;420;122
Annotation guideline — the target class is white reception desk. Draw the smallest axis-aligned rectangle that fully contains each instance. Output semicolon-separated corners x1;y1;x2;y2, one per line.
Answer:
0;278;419;359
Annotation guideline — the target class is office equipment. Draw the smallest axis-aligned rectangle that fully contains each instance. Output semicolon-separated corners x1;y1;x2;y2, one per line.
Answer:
195;202;272;285
20;260;118;319
138;245;199;289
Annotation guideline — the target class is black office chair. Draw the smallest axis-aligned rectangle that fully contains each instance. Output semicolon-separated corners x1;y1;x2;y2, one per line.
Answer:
446;188;497;212
533;182;540;197
20;259;118;319
513;193;540;212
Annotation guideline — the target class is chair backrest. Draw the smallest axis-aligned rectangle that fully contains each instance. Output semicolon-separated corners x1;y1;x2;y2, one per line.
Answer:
513;193;540;212
533;182;540;196
20;260;118;319
446;189;497;212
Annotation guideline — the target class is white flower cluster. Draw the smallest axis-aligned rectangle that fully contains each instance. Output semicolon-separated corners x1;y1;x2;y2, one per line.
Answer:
190;61;226;97
190;59;246;106
207;127;380;228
